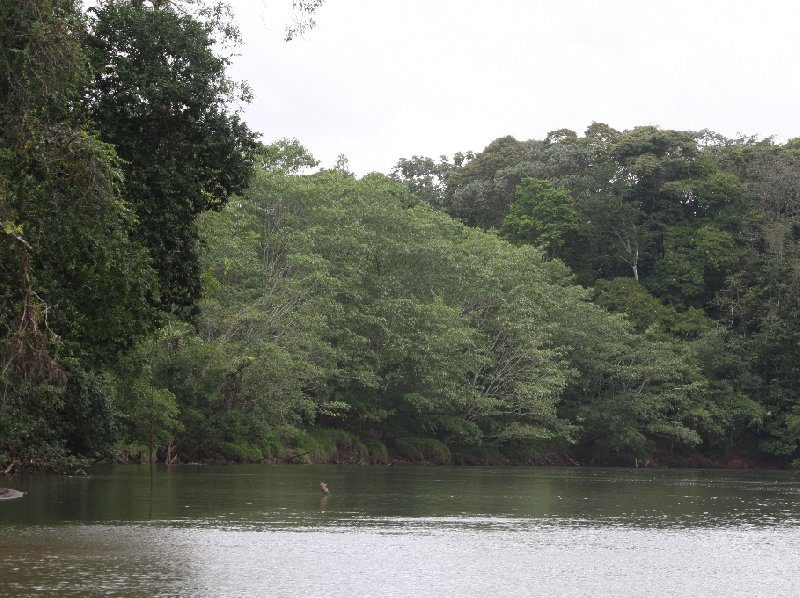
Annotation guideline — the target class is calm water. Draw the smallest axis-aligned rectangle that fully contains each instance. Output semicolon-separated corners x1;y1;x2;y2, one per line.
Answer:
1;465;799;596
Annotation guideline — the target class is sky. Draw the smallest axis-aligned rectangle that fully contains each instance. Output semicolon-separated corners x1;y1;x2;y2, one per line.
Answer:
226;0;800;176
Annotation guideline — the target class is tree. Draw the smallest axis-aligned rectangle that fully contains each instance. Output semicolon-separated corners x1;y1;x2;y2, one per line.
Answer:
285;0;326;41
391;152;473;208
502;177;578;260
444;136;533;228
713;143;800;461
86;0;258;317
257;138;320;174
647;224;738;308
181;158;586;458
1;0;158;468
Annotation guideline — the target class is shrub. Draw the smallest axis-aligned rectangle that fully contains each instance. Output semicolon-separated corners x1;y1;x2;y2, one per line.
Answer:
217;441;263;462
315;428;369;461
280;428;373;463
453;443;505;465
365;438;389;464
260;432;284;460
394;437;451;464
501;440;544;465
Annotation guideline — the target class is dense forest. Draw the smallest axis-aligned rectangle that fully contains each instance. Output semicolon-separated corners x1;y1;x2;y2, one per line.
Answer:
2;0;800;472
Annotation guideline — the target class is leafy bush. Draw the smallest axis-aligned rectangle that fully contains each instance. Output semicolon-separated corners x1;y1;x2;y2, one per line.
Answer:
501;440;546;465
453;443;505;465
365;438;389;464
315;428;369;461
260;432;284;460
394;437;451;464
217;442;263;462
280;428;371;463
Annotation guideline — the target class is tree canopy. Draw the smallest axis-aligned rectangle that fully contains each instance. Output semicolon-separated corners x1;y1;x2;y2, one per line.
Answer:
2;2;799;470
86;0;258;317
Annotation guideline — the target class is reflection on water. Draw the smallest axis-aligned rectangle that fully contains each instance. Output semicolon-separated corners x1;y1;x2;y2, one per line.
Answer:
1;466;799;596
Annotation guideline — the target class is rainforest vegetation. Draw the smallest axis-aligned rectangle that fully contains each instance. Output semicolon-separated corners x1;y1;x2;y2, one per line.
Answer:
3;0;800;471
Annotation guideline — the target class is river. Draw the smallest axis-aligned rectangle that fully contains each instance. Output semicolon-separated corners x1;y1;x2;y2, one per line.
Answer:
1;465;799;596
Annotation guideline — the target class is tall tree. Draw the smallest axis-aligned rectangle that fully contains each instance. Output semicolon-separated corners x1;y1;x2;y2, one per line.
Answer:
1;0;158;467
390;152;473;209
714;143;800;460
502;177;578;260
86;0;258;317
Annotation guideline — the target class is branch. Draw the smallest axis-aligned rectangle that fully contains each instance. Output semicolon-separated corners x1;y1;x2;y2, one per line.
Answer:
285;0;326;41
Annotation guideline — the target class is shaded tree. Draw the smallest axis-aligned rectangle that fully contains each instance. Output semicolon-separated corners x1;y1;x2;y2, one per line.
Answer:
1;0;158;468
502;177;578;260
86;0;258;317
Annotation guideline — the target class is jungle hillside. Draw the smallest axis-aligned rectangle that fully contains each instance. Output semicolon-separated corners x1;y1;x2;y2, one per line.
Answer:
3;0;800;471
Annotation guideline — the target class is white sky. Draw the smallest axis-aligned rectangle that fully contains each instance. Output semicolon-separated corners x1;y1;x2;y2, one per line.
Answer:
227;0;800;176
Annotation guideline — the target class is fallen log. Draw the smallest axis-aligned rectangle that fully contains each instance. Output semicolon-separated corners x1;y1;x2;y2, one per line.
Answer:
0;488;24;500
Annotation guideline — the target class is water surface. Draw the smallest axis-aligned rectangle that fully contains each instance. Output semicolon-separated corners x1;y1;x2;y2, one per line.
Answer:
2;466;798;596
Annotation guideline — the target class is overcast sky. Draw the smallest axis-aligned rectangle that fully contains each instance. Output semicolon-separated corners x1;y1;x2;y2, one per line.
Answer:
226;0;800;176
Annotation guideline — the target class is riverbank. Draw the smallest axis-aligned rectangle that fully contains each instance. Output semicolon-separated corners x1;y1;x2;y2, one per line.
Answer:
4;426;790;475
110;427;787;471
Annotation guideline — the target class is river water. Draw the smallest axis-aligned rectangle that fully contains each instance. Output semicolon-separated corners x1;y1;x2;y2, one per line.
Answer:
1;465;799;596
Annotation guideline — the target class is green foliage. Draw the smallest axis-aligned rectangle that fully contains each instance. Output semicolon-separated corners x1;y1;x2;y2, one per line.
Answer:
260;433;285;460
0;382;66;468
216;441;263;462
453;443;505;465
284;0;325;41
394;437;452;464
647;225;739;308
182;146;775;465
3;0;798;469
14;133;158;364
86;0;258;316
281;428;369;463
443;136;533;228
60;364;117;459
406;124;800;463
112;331;182;458
502;178;578;260
0;0;160;469
364;438;389;464
257;139;320;174
553;289;706;462
593;278;676;333
391;152;473;208
500;440;549;465
314;428;370;461
177;160;601;457
592;278;715;339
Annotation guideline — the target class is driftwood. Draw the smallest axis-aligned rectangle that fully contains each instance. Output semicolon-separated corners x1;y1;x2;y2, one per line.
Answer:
3;460;19;475
320;481;330;495
0;488;24;500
